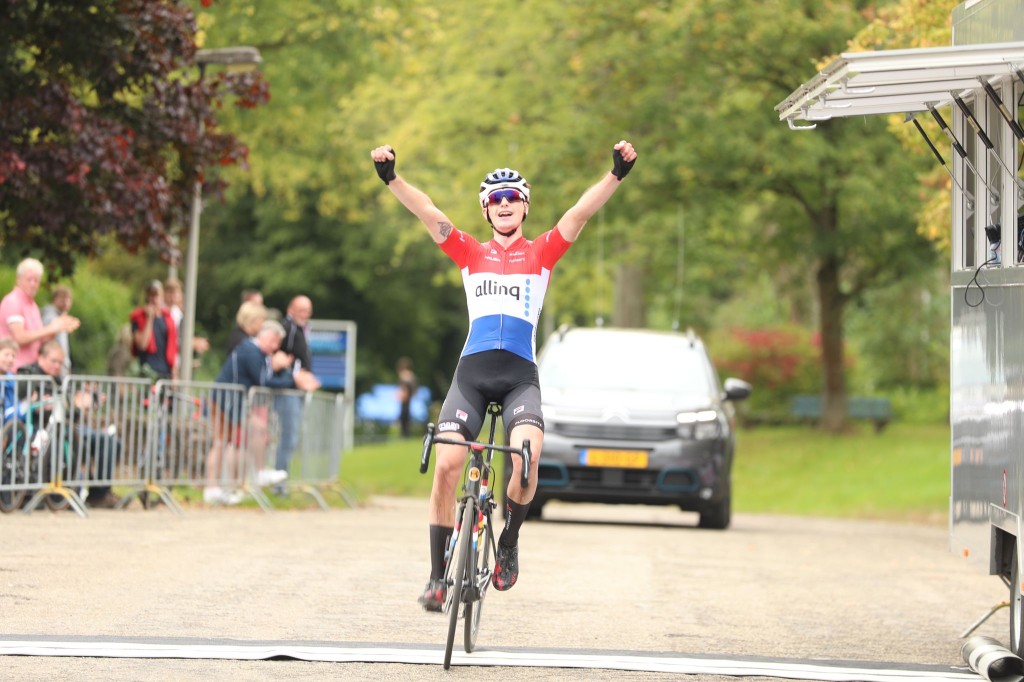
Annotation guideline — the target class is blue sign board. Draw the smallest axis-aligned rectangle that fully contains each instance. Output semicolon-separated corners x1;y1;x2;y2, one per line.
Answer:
308;320;356;394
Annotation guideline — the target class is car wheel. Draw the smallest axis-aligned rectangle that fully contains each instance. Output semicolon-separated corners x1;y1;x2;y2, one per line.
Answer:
698;485;731;530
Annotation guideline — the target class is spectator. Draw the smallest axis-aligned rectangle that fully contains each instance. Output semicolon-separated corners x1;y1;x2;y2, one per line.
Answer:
40;285;73;376
163;278;209;370
396;356;418;438
163;278;185;331
17;338;64;385
205;320;314;504
274;296;321;490
0;338;19;422
18;341;122;508
14;340;63;458
68;387;124;510
0;258;80;371
106;324;136;377
225;300;268;356
129;280;177;380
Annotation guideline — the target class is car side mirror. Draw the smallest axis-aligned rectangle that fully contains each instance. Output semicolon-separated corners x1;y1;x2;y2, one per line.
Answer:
723;378;752;402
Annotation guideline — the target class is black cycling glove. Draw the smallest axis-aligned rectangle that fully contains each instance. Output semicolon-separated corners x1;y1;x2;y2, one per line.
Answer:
375;148;397;185
611;148;635;180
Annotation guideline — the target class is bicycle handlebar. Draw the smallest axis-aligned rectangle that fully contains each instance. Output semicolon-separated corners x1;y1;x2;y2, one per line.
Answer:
419;426;532;487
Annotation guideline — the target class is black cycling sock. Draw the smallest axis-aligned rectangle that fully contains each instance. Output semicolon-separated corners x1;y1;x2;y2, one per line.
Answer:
499;499;530;548
429;524;453;580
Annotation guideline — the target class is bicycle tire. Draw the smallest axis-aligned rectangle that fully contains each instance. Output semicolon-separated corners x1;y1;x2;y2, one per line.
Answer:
0;420;29;513
441;504;463;616
444;500;475;670
464;501;493;653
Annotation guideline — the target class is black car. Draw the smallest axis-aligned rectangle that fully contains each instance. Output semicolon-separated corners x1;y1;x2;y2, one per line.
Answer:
504;326;751;529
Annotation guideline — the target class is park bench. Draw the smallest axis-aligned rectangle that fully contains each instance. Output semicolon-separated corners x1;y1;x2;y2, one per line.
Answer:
790;394;892;433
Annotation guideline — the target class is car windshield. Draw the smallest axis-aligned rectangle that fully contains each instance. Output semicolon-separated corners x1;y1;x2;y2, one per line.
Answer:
539;332;714;394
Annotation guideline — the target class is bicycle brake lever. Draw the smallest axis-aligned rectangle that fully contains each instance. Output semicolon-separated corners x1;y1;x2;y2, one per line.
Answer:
420;423;436;474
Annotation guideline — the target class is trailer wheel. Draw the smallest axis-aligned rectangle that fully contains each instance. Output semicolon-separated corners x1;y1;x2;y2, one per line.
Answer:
1011;550;1023;657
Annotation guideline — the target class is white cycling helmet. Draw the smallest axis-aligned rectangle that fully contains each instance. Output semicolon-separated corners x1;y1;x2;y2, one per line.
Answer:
478;168;531;207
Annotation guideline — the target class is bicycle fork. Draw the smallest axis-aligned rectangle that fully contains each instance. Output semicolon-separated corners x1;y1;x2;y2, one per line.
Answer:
445;456;495;606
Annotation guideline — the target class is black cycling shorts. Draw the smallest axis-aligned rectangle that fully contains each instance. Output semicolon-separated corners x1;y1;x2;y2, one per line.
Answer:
436;349;545;441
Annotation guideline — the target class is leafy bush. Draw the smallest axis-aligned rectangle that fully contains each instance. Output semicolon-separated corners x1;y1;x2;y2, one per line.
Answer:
707;325;822;425
65;267;136;374
884;386;949;424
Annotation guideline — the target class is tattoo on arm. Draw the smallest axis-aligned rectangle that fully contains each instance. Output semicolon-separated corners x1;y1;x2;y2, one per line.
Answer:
438;222;453;238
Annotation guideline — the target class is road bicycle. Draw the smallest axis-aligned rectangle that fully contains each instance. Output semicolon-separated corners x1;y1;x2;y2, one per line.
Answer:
419;402;531;669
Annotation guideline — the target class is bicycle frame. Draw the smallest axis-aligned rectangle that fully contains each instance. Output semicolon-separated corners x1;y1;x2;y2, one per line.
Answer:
418;403;533;669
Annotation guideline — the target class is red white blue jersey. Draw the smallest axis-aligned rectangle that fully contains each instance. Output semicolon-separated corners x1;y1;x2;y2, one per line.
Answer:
440;227;572;363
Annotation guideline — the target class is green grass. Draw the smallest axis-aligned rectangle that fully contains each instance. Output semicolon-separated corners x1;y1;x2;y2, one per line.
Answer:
733;423;949;522
341;437;442;498
339;422;951;522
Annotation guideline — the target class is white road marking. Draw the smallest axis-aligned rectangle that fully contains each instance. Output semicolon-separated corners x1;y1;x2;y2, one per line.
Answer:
0;638;977;681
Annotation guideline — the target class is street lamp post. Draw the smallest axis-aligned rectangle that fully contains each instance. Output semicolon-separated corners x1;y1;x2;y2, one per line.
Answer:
180;46;262;384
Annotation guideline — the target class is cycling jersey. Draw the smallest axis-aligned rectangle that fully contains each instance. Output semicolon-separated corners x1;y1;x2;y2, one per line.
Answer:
439;226;571;363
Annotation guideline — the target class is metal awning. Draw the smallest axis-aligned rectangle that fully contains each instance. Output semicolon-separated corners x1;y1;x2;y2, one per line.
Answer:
776;41;1024;126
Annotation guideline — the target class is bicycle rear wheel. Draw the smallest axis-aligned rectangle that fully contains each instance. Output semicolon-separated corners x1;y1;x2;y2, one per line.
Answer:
0;420;29;513
464;502;493;653
444;500;475;670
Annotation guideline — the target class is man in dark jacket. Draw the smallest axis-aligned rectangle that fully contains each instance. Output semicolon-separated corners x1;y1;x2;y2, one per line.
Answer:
274;296;321;486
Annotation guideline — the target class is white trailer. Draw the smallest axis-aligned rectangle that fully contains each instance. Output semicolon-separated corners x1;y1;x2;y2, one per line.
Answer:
777;0;1024;656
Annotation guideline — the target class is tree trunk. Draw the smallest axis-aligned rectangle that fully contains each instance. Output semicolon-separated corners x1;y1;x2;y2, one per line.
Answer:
614;262;646;328
816;254;848;433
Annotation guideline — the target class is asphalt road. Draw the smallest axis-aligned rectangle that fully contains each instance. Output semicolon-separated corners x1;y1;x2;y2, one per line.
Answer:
0;496;1009;680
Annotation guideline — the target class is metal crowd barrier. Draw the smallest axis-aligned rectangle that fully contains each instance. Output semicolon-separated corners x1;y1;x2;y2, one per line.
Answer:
1;375;87;516
140;380;265;512
249;387;354;510
58;374;153;514
0;374;351;517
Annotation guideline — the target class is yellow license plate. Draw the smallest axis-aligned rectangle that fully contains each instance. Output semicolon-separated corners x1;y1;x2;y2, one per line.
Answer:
580;449;648;468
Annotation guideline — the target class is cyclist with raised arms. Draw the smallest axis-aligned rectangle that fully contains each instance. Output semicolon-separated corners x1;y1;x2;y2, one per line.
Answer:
370;140;637;611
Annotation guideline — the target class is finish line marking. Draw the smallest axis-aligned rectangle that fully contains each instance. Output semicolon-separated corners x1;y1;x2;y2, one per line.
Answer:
0;638;977;681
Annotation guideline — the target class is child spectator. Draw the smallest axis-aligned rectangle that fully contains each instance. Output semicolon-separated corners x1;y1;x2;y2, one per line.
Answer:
0;338;20;422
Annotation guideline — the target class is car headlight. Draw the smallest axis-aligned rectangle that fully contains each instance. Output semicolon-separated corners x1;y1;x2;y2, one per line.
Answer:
677;410;720;439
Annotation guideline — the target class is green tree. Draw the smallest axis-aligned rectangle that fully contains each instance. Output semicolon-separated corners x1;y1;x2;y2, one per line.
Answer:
662;1;939;431
187;1;465;388
191;0;949;419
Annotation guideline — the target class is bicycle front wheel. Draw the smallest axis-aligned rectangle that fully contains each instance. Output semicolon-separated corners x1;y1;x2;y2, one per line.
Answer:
464;502;493;653
444;500;475;670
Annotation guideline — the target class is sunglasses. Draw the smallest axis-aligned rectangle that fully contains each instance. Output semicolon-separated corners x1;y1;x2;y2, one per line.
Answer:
486;188;525;205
